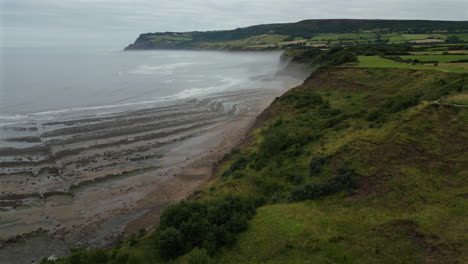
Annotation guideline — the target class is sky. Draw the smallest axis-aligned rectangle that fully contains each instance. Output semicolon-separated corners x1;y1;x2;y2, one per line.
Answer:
0;0;467;50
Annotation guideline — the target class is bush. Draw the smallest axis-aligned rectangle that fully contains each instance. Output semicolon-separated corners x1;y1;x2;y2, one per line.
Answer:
309;156;327;176
222;156;249;177
288;183;323;201
322;167;359;195
157;227;185;260
279;90;324;108
252;173;288;195
288;166;359;202
232;171;244;179
187;248;211;264
258;127;314;158
155;195;263;259
288;174;304;184
230;157;248;172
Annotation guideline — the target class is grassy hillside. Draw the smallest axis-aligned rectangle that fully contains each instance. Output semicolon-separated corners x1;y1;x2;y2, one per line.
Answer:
207;67;468;264
124;19;468;50
44;46;468;263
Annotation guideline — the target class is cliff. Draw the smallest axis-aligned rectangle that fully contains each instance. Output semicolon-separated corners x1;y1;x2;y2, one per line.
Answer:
124;19;468;51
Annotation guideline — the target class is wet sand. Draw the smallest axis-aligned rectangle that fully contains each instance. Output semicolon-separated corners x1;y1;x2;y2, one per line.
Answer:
0;71;306;263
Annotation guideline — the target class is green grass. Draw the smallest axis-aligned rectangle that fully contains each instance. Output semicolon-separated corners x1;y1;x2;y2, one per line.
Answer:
354;56;468;73
451;34;468;41
400;34;435;40
208;67;468;264
150;35;193;41
198;34;287;49
410;50;468;55
400;55;468;63
308;33;461;45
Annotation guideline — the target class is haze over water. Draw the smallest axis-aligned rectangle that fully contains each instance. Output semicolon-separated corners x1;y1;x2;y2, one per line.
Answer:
0;49;286;126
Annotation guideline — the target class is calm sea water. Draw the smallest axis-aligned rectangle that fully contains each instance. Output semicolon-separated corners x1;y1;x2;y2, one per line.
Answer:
0;48;287;125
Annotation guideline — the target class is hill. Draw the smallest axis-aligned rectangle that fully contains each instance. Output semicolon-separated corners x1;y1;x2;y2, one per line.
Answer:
44;45;468;263
124;19;468;50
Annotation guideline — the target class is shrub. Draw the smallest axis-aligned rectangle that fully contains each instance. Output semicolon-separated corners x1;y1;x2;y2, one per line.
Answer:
323;166;359;195
232;171;244;179
309;156;327;176
258;127;314;158
288;183;323;201
187;248;211;264
157;227;185;260
288;166;359;202
288;174;304;184
155;195;263;259
230;157;248;172
221;169;232;177
280;90;324;108
253;174;288;195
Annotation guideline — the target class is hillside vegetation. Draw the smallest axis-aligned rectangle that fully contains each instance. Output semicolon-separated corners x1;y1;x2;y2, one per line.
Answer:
125;19;468;50
46;42;468;263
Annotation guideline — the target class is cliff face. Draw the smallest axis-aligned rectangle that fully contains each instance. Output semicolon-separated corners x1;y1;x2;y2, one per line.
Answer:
124;19;468;51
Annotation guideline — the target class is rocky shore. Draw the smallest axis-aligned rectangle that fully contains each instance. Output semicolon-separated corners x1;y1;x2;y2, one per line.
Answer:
0;72;305;263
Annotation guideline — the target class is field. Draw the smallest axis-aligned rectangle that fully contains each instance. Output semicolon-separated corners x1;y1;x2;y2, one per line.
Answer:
399;54;468;63
198;34;287;49
149;34;193;41
353;56;468;73
410;50;468;55
306;33;468;46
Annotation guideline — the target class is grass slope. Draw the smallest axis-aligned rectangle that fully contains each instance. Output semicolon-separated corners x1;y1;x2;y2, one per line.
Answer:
205;67;468;264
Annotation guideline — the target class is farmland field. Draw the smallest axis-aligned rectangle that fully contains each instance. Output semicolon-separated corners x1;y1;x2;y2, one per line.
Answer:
399;54;468;63
410;50;468;55
353;56;468;73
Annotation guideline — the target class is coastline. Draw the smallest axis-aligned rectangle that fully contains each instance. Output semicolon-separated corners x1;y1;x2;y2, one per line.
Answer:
0;61;310;263
122;96;275;234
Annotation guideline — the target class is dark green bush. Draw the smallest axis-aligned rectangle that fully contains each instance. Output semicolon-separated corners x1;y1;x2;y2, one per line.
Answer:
322;167;359;195
155;195;263;259
258;127;314;158
187;248;211;264
279;90;324;108
288;166;359;202
309;156;327;176
157;227;185;260
230;157;248;172
288;183;323;201
288;174;305;184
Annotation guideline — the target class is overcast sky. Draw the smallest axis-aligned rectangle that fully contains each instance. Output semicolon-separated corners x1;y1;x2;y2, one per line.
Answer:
1;0;467;49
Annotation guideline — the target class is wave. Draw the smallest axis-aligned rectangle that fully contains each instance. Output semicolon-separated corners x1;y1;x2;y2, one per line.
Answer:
129;62;194;75
0;77;244;125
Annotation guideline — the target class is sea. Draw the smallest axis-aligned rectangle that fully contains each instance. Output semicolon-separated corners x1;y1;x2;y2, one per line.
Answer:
0;48;289;127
